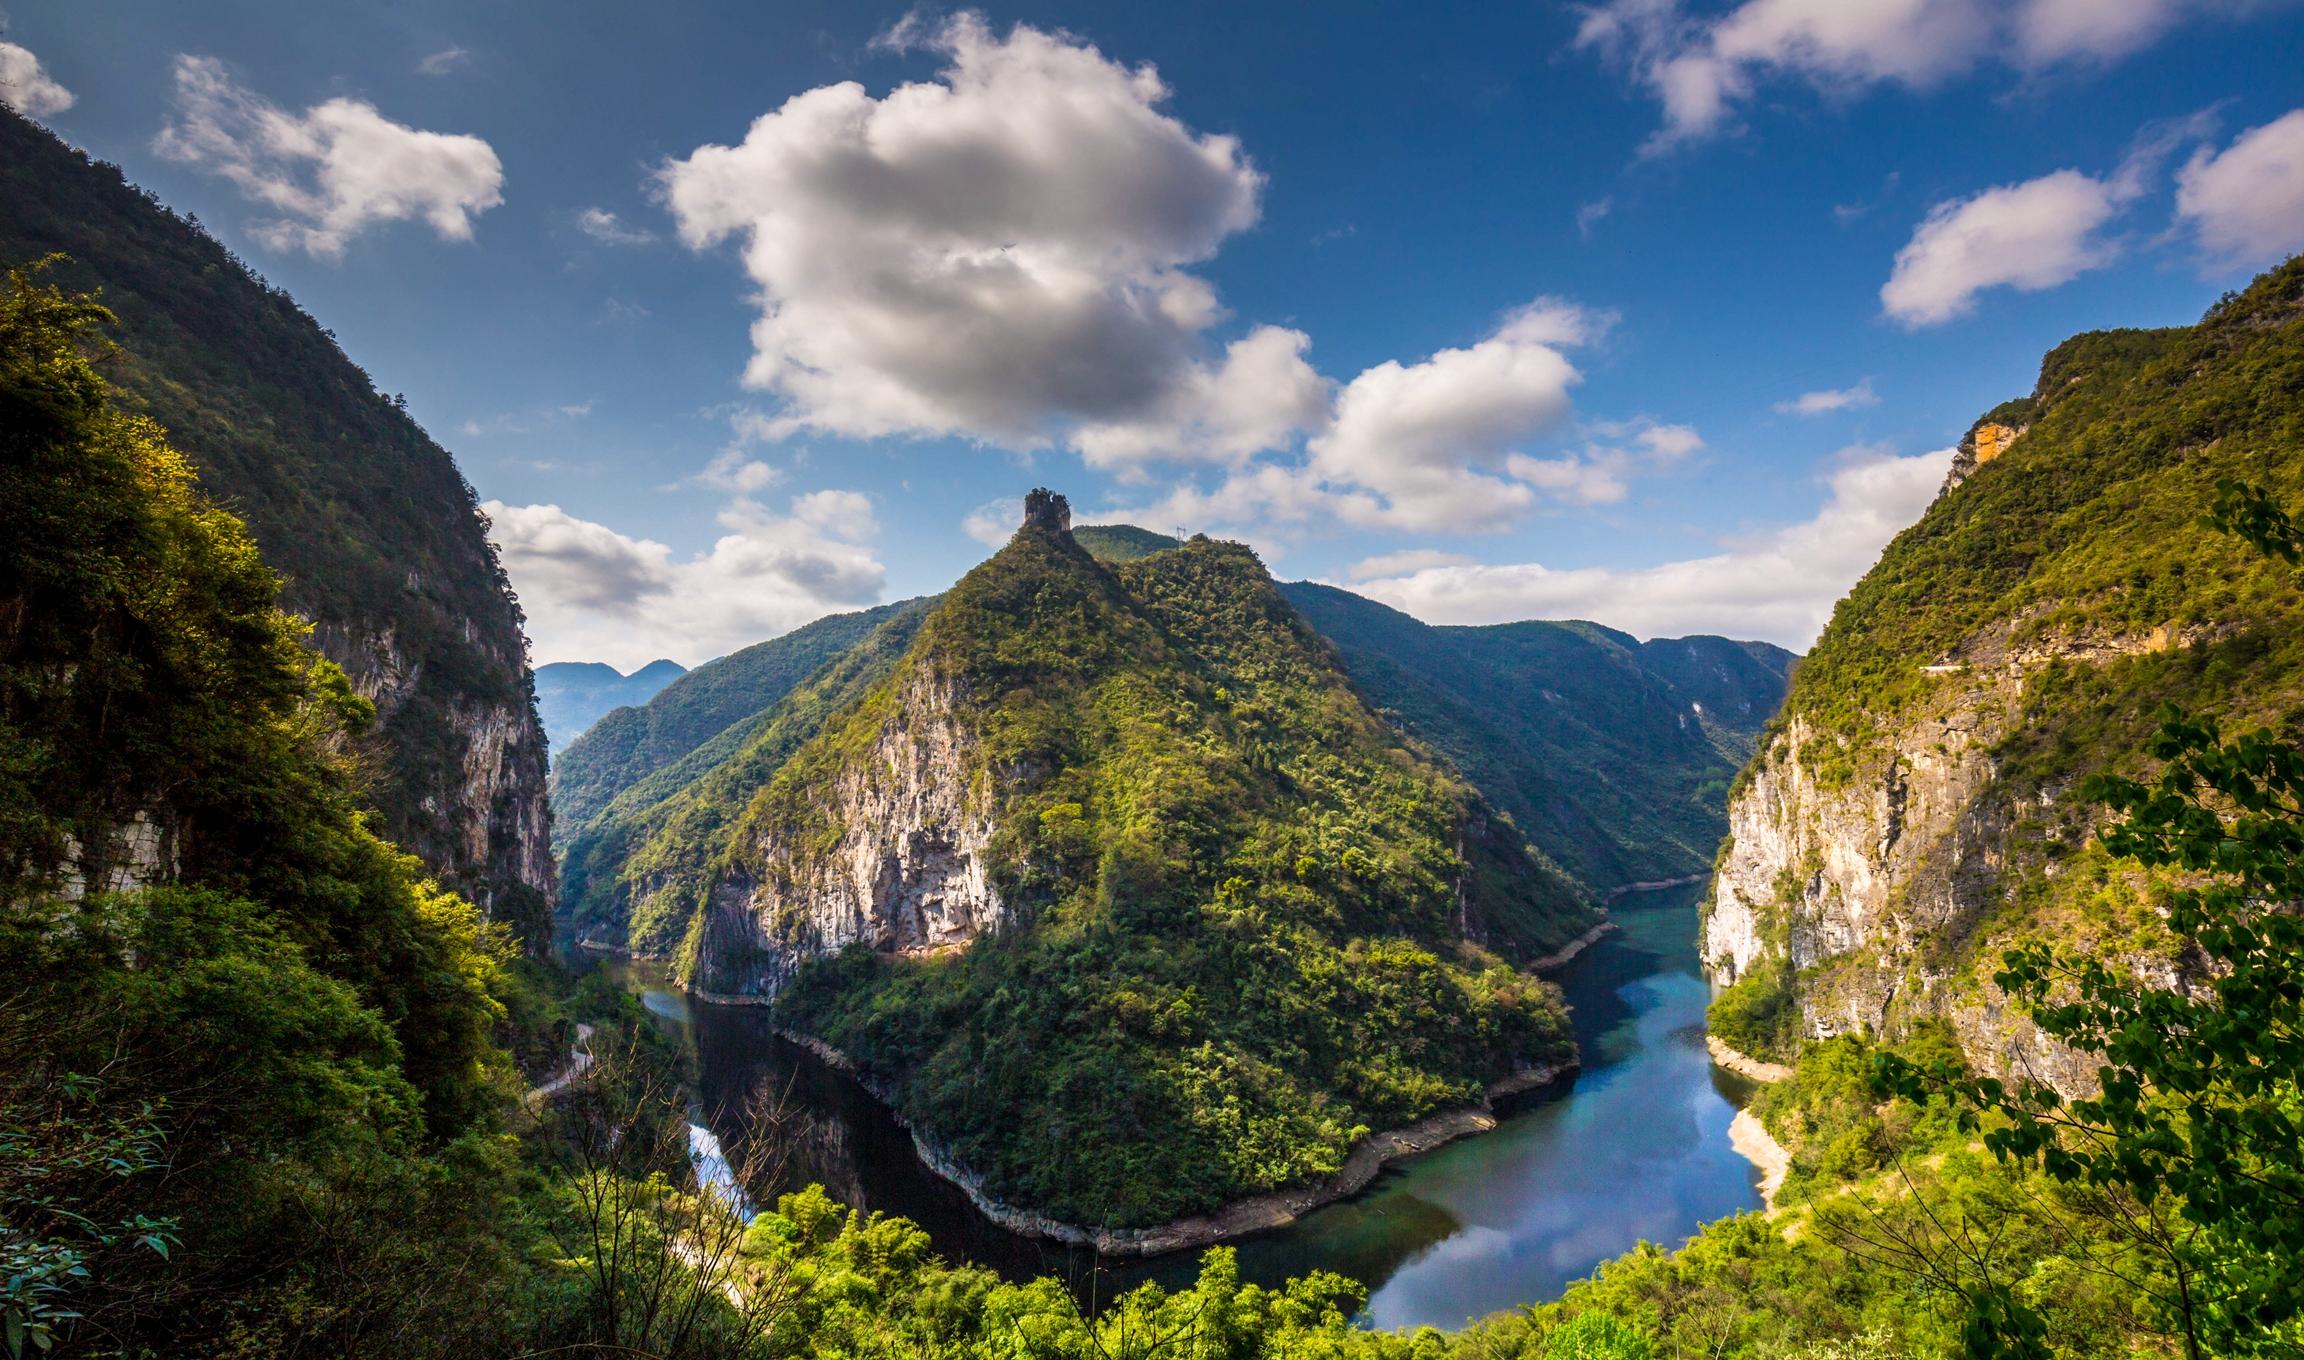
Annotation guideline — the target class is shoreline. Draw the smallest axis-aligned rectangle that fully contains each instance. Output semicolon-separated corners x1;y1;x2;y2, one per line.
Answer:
1527;919;1616;971
1728;1108;1789;1209
1706;1036;1794;1084
776;1025;1574;1257
1605;873;1706;898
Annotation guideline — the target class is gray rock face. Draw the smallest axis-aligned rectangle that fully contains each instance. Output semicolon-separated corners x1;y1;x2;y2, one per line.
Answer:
690;670;1006;997
1706;625;2209;1095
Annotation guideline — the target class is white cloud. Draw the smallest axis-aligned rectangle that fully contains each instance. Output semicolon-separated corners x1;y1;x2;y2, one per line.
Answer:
1776;378;1879;415
1070;325;1330;472
1880;169;2124;325
484;491;885;669
659;12;1268;454
1345;447;1953;648
153;55;504;259
415;45;471;77
2176;110;2304;269
1348;548;1478;581
963;498;1025;548
1302;300;1609;531
576;206;657;246
0;40;74;117
1579;0;2255;152
1577;196;1614;238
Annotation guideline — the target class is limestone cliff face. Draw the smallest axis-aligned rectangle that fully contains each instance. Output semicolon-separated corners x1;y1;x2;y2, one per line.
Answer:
315;615;556;932
688;669;1006;997
1706;620;2221;1094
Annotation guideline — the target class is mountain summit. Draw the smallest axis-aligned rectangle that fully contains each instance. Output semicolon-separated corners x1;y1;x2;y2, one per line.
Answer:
571;489;1593;1229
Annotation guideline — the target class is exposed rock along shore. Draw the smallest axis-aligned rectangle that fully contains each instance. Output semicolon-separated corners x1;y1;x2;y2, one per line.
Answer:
1728;1108;1790;1210
1605;873;1706;897
1706;1036;1793;1084
1527;919;1616;971
765;1024;1574;1257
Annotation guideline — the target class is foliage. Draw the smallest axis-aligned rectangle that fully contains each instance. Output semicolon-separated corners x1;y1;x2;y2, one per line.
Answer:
1873;481;2304;1358
1280;584;1791;888
761;530;1587;1226
551;600;926;840
0;108;547;918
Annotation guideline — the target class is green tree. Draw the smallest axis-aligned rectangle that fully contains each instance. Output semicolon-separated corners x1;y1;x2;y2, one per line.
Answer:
1880;477;2304;1358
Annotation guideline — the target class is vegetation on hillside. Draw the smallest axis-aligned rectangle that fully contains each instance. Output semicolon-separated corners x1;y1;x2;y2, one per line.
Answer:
0;109;550;931
1280;584;1792;888
580;519;1590;1226
551;601;925;839
534;658;686;754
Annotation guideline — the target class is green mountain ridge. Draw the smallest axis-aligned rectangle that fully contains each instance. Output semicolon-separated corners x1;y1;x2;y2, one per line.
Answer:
0;108;554;936
534;658;686;753
1705;254;2304;1077
573;493;1593;1226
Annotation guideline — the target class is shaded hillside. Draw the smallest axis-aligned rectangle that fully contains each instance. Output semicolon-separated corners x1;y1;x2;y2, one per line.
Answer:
0;109;552;934
1706;255;2304;1079
550;600;928;840
569;493;1592;1226
534;659;685;752
1280;584;1793;889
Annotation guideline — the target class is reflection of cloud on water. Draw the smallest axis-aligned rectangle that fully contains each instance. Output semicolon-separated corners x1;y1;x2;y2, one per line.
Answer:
689;1121;754;1221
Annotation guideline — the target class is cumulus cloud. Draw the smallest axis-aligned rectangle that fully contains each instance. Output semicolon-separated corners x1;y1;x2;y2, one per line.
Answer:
1296;300;1619;531
1347;548;1478;581
484;491;885;669
1345;447;1953;648
659;12;1271;456
1579;0;2253;152
1070;325;1331;472
962;498;1025;548
1776;378;1879;415
576;207;658;246
1881;169;2126;325
153;55;504;259
2176;110;2304;269
0;40;74;117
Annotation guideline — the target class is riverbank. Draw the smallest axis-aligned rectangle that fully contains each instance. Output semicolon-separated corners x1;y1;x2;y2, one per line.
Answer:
1605;873;1706;897
1728;1108;1789;1209
1528;919;1616;971
1706;1036;1794;1083
776;1025;1574;1257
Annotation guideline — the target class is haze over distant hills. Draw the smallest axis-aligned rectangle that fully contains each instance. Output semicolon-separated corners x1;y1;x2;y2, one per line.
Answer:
533;659;687;753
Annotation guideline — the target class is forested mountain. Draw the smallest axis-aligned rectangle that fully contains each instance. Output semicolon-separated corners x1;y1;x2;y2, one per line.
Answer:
549;600;926;838
533;658;686;753
0;108;553;937
1280;585;1793;889
1705;255;2304;1082
567;492;1592;1230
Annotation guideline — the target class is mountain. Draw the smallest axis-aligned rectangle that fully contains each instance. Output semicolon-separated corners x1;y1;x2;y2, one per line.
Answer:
533;658;686;752
1704;256;2304;1086
0;109;553;937
549;601;926;840
1279;585;1794;889
569;491;1592;1229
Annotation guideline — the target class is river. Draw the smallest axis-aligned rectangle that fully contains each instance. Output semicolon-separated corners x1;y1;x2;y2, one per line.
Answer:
602;878;1765;1331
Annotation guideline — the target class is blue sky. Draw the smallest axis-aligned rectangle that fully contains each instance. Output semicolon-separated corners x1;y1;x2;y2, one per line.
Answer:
8;0;2304;667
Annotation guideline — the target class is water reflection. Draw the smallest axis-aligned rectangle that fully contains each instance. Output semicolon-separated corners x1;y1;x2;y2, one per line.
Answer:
594;879;1762;1330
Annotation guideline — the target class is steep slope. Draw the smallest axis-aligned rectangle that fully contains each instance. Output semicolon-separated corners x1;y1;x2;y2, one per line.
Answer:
551;600;925;839
1280;584;1793;889
1704;258;2304;1087
534;659;685;752
0;110;553;936
575;492;1593;1229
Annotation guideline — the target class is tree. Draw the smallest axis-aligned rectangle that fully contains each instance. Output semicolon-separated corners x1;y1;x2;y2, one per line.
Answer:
1879;477;2304;1358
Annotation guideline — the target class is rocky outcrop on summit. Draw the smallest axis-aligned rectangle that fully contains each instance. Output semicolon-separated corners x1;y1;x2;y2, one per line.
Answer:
690;669;1006;997
0;109;555;939
1703;260;2304;1093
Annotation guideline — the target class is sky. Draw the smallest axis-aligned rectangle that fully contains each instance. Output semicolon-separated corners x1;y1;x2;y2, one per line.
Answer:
7;0;2304;669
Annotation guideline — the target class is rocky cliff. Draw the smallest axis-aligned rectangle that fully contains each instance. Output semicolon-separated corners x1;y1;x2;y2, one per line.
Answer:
0;109;554;940
690;669;1005;996
1704;260;2304;1090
